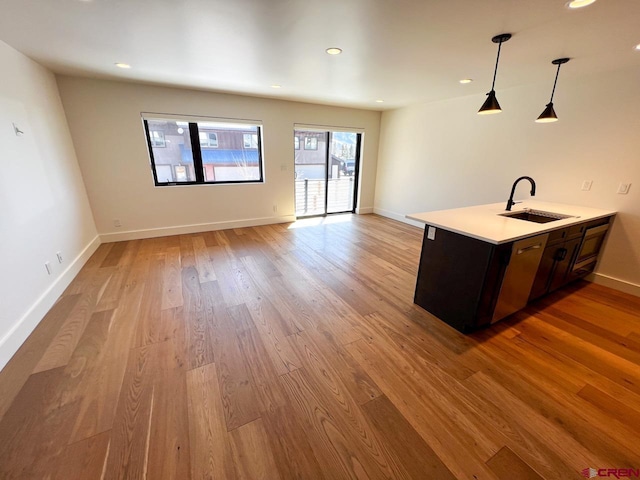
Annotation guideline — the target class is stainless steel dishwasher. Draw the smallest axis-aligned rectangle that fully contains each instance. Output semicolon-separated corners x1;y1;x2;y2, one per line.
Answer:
492;233;549;323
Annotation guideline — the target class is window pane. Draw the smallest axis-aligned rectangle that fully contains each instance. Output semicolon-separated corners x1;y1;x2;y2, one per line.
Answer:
146;119;194;183
197;122;261;182
304;137;318;150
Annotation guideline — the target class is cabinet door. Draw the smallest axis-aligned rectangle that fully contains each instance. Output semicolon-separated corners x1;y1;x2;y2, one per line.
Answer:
549;237;582;292
529;244;561;301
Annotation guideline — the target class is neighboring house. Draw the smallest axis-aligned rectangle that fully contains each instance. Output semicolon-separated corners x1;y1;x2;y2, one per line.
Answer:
148;121;260;183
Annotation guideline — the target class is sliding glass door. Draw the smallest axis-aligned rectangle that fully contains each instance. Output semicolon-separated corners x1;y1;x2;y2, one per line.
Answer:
294;129;361;217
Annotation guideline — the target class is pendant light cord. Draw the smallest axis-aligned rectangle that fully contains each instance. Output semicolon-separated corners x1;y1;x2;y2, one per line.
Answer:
491;40;503;91
549;63;562;103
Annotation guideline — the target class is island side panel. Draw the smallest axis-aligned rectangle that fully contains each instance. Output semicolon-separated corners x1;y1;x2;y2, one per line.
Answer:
414;226;499;332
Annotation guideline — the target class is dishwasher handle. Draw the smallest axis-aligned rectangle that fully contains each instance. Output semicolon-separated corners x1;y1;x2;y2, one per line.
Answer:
517;243;543;255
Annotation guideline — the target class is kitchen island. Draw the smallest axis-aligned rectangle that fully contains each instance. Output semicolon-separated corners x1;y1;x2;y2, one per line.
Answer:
408;201;616;332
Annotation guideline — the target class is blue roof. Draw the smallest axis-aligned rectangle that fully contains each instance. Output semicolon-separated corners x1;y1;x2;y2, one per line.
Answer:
180;145;259;165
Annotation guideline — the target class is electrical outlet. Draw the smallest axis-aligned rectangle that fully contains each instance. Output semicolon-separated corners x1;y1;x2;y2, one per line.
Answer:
273;204;278;213
617;183;631;195
45;262;52;275
581;180;593;191
56;252;63;263
114;219;122;228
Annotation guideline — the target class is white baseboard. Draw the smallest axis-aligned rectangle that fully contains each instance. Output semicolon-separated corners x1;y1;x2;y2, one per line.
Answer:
100;215;297;242
588;272;640;297
356;206;374;214
373;207;426;229
0;235;102;371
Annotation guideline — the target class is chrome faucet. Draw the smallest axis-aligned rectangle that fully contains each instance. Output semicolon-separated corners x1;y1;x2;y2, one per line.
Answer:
506;176;536;211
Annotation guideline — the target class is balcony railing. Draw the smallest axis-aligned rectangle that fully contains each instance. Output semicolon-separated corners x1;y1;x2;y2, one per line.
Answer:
295;177;355;216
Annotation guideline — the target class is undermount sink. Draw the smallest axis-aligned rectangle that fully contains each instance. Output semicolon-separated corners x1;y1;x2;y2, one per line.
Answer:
499;209;574;224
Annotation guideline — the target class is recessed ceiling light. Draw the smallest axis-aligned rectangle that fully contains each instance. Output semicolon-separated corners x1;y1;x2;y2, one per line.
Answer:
115;63;131;69
375;100;384;103
459;78;473;84
635;44;640;51
566;0;596;9
326;47;342;55
271;84;281;88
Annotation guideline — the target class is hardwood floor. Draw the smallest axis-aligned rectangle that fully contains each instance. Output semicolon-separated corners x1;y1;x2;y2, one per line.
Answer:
1;214;639;479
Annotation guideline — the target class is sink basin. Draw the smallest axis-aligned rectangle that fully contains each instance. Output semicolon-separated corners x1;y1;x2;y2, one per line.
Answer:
499;209;574;224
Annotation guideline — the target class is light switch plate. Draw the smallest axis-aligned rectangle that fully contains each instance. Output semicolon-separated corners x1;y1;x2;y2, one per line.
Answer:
617;183;631;195
581;180;593;191
427;226;436;240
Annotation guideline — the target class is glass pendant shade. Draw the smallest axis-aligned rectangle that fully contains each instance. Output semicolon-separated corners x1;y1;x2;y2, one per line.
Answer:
478;90;502;115
536;102;558;123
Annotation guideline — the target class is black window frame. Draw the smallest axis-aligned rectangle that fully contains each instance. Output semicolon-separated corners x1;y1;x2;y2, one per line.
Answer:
143;117;264;187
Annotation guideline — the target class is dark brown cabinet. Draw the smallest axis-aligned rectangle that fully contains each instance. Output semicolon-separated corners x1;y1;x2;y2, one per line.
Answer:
529;217;611;301
414;215;614;333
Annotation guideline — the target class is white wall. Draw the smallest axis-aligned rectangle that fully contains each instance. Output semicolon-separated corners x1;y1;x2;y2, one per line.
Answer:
56;77;381;241
0;41;98;369
375;65;640;291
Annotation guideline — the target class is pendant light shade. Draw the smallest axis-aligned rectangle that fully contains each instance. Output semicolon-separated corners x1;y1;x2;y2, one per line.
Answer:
478;90;502;115
536;103;558;123
536;58;570;123
478;33;512;115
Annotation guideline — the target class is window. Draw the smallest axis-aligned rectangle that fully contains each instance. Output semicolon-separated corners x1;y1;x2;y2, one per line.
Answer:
243;133;258;149
304;136;318;150
143;116;264;185
294;136;300;150
150;130;166;147
199;131;218;148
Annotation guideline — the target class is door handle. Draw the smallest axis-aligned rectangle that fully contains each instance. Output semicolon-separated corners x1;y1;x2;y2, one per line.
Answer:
517;244;542;255
554;248;568;261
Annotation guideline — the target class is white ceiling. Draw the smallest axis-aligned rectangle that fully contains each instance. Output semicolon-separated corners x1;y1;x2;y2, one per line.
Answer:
1;0;639;110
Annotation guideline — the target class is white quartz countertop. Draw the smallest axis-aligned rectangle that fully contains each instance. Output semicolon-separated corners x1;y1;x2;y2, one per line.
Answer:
407;201;617;244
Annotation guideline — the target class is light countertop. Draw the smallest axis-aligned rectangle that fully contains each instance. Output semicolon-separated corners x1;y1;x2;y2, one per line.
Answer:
407;201;617;244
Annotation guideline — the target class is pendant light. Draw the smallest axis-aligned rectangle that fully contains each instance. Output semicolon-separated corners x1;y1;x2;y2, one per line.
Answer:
536;58;570;123
478;33;512;115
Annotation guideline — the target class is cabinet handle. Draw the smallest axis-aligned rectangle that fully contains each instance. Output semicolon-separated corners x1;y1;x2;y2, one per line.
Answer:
517;244;542;255
554;248;568;261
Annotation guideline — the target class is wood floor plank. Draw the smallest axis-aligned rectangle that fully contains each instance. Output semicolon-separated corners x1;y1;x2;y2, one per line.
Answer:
101;241;129;268
33;272;111;373
578;383;640;435
235;309;288;413
182;266;215;369
53;431;111;480
486;446;544;480
134;254;168;347
261;405;327;480
102;344;156;480
69;280;145;443
362;395;457;480
186;363;238;480
146;337;192;480
213;303;262;431
279;368;389;480
161;246;183;310
229;418;282;480
0;367;78;479
0;294;80;419
345;338;501;480
193;235;217;283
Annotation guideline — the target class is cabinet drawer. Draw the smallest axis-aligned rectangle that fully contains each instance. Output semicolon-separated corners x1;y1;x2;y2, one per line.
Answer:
567;223;587;239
